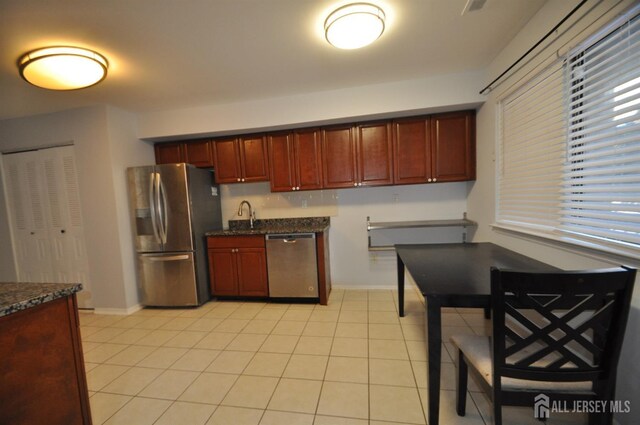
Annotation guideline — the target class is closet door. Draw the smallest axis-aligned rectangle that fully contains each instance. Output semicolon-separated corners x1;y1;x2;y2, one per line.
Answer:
4;150;53;282
2;146;92;307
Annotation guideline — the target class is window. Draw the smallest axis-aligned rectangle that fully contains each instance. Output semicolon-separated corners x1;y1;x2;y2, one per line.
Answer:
497;8;640;258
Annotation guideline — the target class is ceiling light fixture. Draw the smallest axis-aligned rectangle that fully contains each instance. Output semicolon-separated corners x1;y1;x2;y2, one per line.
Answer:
18;46;109;90
324;3;386;50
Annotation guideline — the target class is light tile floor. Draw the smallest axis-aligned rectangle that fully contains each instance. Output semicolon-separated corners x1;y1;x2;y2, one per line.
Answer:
80;288;587;425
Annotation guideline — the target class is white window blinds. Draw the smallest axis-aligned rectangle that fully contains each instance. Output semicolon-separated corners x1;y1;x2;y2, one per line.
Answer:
561;14;640;255
497;7;640;258
498;60;566;233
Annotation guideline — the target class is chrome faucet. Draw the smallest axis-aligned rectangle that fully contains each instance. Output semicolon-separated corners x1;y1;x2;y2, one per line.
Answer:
237;200;255;229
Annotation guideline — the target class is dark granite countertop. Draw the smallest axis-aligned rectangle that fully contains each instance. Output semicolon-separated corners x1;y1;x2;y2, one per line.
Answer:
206;216;330;236
0;282;83;318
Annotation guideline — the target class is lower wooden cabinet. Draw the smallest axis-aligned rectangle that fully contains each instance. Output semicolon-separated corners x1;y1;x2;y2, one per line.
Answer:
207;235;268;297
0;295;92;425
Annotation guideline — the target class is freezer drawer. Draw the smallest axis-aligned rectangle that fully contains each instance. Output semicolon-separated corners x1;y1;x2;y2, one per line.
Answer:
266;233;318;298
138;252;198;306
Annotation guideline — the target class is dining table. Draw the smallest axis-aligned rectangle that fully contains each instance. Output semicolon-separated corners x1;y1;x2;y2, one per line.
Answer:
395;242;558;425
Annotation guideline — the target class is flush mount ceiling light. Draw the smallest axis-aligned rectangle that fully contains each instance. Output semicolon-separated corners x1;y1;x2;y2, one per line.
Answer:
18;46;108;90
324;3;386;49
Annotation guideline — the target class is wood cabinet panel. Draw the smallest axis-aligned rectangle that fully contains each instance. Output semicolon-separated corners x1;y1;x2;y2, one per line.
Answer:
237;248;269;296
207;236;268;297
393;117;432;185
239;136;269;182
184;140;214;167
268;133;296;192
357;122;393;186
431;111;476;182
269;129;323;192
208;235;265;249
0;295;91;425
294;129;323;190
208;249;238;296
155;143;184;164
322;126;357;188
212;138;242;183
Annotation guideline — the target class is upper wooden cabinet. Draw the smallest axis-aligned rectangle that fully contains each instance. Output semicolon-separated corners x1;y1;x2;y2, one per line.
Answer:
431;111;475;182
356;122;393;187
156;109;475;188
183;140;214;168
322;123;393;189
269;129;323;192
212;136;269;184
393;117;432;184
322;126;358;188
155;142;184;164
155;140;214;168
393;111;475;185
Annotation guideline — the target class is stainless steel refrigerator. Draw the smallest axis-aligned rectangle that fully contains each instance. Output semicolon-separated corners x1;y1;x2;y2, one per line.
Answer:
127;163;222;306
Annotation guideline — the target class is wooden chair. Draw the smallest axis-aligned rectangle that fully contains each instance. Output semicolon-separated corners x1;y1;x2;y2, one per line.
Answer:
451;266;636;425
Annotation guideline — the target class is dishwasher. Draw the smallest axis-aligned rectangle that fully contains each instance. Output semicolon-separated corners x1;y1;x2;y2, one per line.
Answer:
266;233;318;298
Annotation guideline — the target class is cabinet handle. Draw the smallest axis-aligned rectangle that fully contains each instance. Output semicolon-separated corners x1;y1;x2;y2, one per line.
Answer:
353;183;358;187
433;178;437;182
237;178;241;182
358;183;363;187
427;178;432;182
296;186;300;190
241;178;245;182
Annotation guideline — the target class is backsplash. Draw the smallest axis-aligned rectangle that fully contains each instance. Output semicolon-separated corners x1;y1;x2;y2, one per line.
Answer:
219;182;339;226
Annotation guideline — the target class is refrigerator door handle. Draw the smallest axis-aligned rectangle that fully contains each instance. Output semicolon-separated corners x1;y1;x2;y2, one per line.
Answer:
158;175;169;244
140;254;190;261
149;172;161;244
154;172;166;244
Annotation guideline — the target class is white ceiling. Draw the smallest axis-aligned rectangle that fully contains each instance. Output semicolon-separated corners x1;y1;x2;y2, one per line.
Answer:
0;0;546;121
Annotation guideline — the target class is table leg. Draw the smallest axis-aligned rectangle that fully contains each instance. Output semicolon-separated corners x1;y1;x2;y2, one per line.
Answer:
425;298;442;425
397;253;405;317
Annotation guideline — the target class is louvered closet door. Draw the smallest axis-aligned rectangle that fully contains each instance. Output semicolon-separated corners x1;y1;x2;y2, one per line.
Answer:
4;150;53;282
2;146;92;307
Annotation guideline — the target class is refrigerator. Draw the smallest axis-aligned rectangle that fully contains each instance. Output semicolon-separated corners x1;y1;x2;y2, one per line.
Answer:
127;163;222;306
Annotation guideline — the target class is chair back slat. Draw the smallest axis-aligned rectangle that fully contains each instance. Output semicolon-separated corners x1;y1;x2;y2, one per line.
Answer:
491;267;636;385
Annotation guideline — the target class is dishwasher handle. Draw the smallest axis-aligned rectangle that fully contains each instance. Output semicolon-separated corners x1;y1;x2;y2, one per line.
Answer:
266;233;316;241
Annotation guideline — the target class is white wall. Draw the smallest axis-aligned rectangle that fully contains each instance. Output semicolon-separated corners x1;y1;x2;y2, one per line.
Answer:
105;106;156;309
137;71;485;140
468;1;640;423
0;106;154;312
221;181;471;288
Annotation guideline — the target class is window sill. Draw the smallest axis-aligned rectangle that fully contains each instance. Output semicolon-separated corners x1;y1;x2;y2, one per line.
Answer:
490;223;640;268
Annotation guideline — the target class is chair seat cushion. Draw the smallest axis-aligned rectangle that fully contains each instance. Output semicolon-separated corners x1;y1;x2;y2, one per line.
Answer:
450;334;593;392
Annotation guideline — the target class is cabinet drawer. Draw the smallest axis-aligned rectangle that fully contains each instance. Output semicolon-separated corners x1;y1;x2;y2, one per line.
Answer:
207;235;265;249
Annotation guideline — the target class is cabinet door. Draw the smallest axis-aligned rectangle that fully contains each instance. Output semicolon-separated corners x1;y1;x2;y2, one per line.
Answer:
212;138;242;183
236;248;269;296
155;143;184;165
294;128;323;190
240;136;269;182
268;133;296;192
393;118;432;184
208;248;238;296
357;122;393;186
184;140;214;168
431;111;476;182
322;126;357;188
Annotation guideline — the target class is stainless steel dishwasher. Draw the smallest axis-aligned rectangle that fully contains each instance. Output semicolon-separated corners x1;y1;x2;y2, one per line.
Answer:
266;233;318;298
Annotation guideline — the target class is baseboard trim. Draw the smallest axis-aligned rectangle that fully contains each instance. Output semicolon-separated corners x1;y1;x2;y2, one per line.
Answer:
93;304;143;316
331;284;397;290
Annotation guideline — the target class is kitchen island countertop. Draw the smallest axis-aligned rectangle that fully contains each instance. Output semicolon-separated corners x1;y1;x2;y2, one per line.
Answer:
206;216;330;236
0;282;83;318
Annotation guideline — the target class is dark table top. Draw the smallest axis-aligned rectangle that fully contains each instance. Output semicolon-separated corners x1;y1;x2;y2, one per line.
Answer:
396;242;558;302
